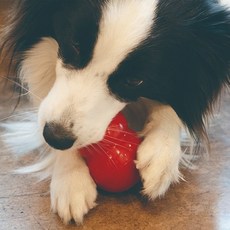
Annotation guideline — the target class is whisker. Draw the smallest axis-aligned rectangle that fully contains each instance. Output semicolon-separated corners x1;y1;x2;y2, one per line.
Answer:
83;145;96;158
95;142;118;168
90;144;100;156
0;115;32;123
3;106;39;114
102;137;132;151
0;109;39;122
94;142;109;156
104;134;140;146
107;127;137;135
0;75;42;101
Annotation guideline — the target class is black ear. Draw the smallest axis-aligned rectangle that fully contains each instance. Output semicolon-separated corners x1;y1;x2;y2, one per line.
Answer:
108;0;230;142
161;1;230;139
158;1;230;142
150;1;230;140
0;0;58;65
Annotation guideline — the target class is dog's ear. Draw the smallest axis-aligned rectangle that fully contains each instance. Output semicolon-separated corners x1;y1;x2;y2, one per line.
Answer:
0;0;58;68
109;1;230;142
165;1;230;139
154;1;230;141
0;0;102;70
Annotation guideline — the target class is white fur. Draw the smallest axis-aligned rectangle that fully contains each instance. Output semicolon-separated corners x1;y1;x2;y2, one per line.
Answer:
15;151;56;181
1;0;192;224
21;38;58;106
50;150;97;224
92;0;157;71
136;101;183;198
1;111;43;155
220;0;230;7
38;58;126;148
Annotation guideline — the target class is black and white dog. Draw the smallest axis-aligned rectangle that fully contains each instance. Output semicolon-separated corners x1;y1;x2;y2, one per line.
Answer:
1;0;230;224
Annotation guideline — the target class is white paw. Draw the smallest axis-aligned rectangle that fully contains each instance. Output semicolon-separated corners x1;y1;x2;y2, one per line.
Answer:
136;135;182;200
50;168;97;224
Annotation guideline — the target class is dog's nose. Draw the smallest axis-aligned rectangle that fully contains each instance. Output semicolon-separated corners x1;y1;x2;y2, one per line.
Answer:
43;122;76;150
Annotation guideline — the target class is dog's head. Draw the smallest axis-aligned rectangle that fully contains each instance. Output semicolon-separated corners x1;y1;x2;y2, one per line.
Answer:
28;0;157;150
1;0;230;150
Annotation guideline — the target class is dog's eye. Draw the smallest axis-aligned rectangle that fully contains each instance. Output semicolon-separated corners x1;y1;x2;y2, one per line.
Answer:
124;78;144;87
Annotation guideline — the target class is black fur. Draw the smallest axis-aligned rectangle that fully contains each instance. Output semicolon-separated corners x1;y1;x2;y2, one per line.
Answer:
0;0;103;68
108;0;230;139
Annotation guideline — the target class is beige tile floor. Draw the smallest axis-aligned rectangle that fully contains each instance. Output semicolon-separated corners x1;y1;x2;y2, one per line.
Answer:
0;1;230;230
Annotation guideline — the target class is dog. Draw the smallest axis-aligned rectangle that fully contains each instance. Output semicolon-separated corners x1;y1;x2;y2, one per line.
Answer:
0;0;230;225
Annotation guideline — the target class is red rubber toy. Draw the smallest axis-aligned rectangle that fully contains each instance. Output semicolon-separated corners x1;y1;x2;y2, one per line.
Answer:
79;112;141;192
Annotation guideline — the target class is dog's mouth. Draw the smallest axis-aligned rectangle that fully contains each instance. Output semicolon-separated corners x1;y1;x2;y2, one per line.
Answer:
42;99;148;151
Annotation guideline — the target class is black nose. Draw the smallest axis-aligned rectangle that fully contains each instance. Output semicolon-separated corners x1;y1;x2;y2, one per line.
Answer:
43;123;76;150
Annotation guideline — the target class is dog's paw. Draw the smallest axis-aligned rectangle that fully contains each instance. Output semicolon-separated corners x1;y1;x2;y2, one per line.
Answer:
50;168;97;224
136;135;182;200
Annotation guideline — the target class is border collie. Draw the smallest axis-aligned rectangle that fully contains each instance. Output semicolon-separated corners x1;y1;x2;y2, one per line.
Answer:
1;0;230;225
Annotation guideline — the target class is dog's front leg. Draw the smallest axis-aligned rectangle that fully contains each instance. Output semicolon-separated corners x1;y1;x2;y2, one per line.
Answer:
50;149;97;224
136;102;183;199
